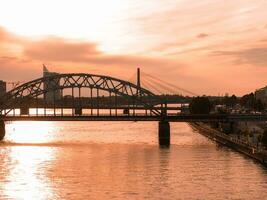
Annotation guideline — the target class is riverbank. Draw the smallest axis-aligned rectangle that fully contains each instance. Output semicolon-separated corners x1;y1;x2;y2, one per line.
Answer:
190;122;267;166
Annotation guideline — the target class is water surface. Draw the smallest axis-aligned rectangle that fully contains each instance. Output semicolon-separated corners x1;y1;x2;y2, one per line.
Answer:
1;121;267;199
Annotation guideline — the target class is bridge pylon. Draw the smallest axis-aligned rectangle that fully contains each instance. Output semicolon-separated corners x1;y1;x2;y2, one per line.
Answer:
158;120;170;147
0;120;5;141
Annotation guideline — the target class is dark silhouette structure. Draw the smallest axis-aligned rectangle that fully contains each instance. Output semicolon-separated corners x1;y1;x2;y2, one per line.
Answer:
189;96;211;114
1;73;267;146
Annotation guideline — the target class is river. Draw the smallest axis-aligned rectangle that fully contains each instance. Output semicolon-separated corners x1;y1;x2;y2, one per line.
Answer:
0;121;267;200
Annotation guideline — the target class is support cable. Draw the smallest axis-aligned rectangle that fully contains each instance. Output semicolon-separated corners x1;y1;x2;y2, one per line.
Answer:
142;72;198;96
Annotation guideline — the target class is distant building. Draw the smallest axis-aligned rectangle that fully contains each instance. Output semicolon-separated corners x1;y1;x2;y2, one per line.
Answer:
0;80;6;97
43;65;61;103
255;86;267;104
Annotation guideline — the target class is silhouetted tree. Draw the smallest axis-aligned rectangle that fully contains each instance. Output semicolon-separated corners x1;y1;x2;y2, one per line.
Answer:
254;99;265;112
239;93;265;111
210;95;238;109
229;95;238;107
240;93;255;109
189;96;211;114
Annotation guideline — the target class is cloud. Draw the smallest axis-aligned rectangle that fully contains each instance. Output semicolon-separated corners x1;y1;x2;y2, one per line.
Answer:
0;27;25;45
0;27;14;42
1;16;267;96
213;47;267;66
0;56;40;81
196;33;209;39
24;37;100;62
0;26;186;83
22;36;184;71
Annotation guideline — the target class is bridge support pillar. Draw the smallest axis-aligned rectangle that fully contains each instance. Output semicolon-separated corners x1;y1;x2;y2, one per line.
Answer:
75;107;82;115
0;120;5;141
158;121;170;147
20;107;29;115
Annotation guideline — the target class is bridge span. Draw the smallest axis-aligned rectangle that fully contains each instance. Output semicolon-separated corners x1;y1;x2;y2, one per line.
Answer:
3;114;267;122
0;73;266;146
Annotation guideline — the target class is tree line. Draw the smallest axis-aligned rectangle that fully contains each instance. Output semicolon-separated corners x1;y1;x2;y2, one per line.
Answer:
189;93;265;114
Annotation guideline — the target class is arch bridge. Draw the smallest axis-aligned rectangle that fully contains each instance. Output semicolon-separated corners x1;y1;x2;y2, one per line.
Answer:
0;73;164;117
0;73;173;145
1;73;267;146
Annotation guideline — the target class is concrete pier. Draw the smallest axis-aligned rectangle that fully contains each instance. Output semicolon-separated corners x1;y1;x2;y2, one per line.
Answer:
158;121;170;147
0;120;5;141
75;107;82;115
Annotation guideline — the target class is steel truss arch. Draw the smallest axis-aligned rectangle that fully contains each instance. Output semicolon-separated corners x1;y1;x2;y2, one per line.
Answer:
0;73;162;116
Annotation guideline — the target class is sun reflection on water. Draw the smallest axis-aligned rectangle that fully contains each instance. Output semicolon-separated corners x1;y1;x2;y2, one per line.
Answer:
0;122;57;199
2;146;55;200
6;121;56;143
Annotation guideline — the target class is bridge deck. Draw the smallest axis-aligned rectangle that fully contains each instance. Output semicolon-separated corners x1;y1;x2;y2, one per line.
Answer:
2;114;267;122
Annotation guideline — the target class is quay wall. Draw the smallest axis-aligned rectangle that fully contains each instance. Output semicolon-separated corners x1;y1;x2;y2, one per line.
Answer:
190;122;267;165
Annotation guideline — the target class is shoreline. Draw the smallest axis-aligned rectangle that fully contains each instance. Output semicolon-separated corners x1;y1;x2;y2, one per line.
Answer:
189;122;267;166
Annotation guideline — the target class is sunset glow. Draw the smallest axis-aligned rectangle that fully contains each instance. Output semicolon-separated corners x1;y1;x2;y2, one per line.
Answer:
2;2;267;198
0;0;267;95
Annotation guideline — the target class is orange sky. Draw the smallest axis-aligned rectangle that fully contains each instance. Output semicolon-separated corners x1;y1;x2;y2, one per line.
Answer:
0;0;267;96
